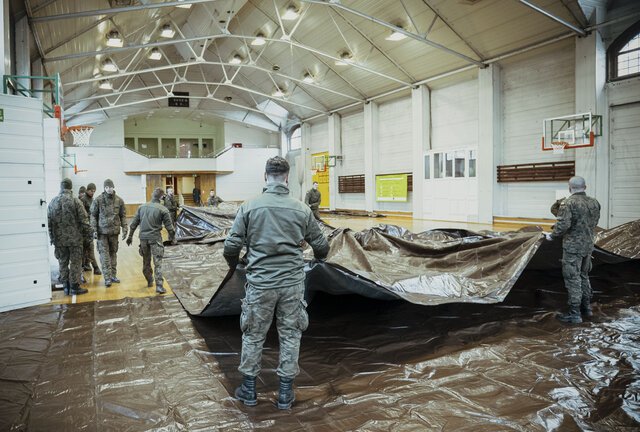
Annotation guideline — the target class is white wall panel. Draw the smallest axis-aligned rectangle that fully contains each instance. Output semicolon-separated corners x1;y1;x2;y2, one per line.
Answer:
225;121;278;148
216;148;280;202
378;97;412;172
431;79;479;151
500;40;576;218
309;120;328;155
336;111;365;210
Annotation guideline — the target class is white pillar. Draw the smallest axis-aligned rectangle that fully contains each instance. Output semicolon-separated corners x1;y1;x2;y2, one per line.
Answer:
364;102;378;212
575;31;609;227
31;59;43;100
1;1;10;79
301;122;312;197
478;64;502;222
327;113;341;211
411;85;430;219
16;16;30;90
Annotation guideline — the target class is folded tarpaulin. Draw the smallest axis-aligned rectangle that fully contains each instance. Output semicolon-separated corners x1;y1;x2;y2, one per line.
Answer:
164;210;640;317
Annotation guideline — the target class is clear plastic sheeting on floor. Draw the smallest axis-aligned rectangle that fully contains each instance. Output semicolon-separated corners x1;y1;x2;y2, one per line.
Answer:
164;218;640;317
1;261;639;430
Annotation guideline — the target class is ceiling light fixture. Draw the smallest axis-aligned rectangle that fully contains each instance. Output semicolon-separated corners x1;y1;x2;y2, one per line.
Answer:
105;30;123;48
99;79;113;90
386;27;407;41
282;5;299;20
148;48;162;60
335;52;352;66
101;58;118;72
252;33;266;46
229;54;243;64
160;24;175;38
302;72;314;84
272;87;285;97
176;0;192;8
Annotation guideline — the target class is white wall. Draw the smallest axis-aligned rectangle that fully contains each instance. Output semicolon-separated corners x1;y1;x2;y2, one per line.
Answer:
224;121;279;148
62;147;146;204
336;111;365;210
309;119;329;155
77;119;125;147
499;39;576;218
216;148;280;202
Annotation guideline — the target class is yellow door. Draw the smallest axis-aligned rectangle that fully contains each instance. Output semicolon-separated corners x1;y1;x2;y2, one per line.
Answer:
311;152;329;208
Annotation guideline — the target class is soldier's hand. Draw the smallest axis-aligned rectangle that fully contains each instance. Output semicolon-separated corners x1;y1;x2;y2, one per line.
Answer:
93;232;98;240
122;231;127;240
544;232;553;241
224;254;239;269
126;237;133;246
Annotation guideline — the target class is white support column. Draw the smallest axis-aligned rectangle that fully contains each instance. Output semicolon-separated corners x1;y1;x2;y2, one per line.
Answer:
575;30;609;227
411;85;430;219
16;16;31;89
301;122;312;196
364;102;378;212
31;59;43;100
1;1;10;78
478;64;502;222
327;113;341;211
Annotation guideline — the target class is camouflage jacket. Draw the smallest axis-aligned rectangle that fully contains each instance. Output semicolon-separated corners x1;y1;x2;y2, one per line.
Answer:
80;194;93;215
304;189;322;210
224;183;330;289
163;194;179;213
551;192;601;254
206;195;223;207
47;190;91;247
90;192;128;236
130;199;175;242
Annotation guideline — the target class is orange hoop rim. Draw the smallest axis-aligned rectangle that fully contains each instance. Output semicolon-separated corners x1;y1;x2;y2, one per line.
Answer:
67;125;94;132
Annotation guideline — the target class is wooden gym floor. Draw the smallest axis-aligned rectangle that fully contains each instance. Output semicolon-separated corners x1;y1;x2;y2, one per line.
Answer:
47;214;540;306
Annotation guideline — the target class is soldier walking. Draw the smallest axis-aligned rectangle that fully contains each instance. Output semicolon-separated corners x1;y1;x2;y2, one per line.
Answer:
127;187;176;294
47;178;90;296
304;182;322;220
163;187;179;229
224;156;329;409
80;183;101;275
90;179;128;287
547;176;601;323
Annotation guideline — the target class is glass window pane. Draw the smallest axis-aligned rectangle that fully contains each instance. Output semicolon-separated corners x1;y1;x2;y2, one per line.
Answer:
138;138;158;157
179;138;198;158
124;137;135;150
201;138;214;157
424;155;430;179
290;127;302;150
434;153;443;179
469;149;477;178
162;138;177;158
445;152;453;177
454;150;465;177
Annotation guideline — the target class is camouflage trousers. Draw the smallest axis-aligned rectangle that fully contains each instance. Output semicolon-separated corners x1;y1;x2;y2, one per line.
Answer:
238;282;309;379
97;234;119;281
140;239;164;287
170;211;177;230
55;246;83;285
562;250;593;307
83;239;99;268
311;208;321;220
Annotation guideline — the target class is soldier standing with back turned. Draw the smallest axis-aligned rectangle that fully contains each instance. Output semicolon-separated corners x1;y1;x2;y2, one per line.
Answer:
48;178;90;296
80;183;101;275
547;176;601;323
127;187;176;294
91;179;128;287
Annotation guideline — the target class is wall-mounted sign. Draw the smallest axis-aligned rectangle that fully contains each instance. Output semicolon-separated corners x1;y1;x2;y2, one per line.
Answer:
0;108;4;122
168;91;189;107
376;174;408;202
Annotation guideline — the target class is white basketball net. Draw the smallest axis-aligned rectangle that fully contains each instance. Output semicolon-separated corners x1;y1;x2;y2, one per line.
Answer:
551;141;567;155
70;126;94;147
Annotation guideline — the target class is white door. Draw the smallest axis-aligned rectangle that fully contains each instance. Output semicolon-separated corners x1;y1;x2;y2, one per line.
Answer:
0;94;52;311
609;102;640;228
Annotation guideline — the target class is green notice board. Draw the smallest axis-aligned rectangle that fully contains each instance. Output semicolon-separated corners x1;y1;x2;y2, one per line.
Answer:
376;174;408;202
0;108;4;122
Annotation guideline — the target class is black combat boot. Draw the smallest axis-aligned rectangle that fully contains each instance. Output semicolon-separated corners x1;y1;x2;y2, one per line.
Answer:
234;375;257;406
555;307;582;323
156;284;166;294
105;277;112;287
278;377;295;410
83;265;92;271
80;273;87;283
93;265;102;275
69;283;88;295
111;276;121;283
581;297;593;318
63;281;70;295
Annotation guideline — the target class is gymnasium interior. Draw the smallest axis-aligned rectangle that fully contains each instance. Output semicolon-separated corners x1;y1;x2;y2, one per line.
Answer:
1;0;640;429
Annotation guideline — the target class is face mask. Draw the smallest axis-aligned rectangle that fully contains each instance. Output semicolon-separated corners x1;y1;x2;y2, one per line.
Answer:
167;189;173;195
105;186;114;195
313;184;318;190
210;191;214;196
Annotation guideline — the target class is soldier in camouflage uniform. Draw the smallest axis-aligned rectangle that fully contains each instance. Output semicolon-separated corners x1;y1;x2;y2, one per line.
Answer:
224;156;330;409
127;187;176;294
47;178;90;296
548;176;601;323
550;197;566;217
80;183;101;275
90;179;128;287
78;185;86;200
304;182;322;220
206;189;224;207
162;187;179;229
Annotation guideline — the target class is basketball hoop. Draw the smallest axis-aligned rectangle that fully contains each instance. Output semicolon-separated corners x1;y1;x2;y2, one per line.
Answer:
311;169;318;177
551;141;567;155
67;126;94;147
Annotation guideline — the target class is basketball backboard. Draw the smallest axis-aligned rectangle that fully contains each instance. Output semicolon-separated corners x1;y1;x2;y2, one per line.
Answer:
542;112;602;152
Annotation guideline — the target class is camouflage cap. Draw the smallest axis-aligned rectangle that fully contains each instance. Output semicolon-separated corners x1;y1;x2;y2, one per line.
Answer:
61;178;73;190
104;179;115;188
87;183;96;191
79;186;86;194
265;156;290;175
